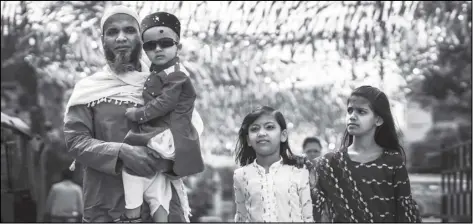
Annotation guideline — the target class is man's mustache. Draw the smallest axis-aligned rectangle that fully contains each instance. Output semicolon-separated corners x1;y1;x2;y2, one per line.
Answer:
103;43;142;73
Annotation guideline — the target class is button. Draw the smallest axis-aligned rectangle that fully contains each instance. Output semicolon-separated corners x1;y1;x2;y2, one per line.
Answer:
144;87;147;90
148;78;150;81
140;118;143;121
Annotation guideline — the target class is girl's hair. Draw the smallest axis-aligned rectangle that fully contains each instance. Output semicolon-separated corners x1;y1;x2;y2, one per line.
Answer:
234;106;298;167
341;85;406;161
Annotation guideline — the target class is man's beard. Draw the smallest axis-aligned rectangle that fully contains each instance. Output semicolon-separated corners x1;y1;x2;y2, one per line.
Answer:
104;43;142;74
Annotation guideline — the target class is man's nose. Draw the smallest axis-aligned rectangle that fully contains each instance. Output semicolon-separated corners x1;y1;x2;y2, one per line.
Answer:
116;32;127;43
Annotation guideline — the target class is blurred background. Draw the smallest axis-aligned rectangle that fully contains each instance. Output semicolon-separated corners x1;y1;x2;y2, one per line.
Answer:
1;1;471;222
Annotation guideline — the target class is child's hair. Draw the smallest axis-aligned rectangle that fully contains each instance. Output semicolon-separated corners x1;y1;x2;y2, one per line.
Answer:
341;85;406;161
234;106;298;167
302;136;322;149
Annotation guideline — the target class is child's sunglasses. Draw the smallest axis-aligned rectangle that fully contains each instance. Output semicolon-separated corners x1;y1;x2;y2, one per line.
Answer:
143;38;178;51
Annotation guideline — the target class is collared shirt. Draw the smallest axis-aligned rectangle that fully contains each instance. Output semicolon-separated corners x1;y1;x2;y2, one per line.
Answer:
64;101;186;222
233;158;313;222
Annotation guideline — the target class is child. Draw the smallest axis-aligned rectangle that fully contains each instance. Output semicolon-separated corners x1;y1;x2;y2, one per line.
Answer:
119;12;204;222
233;106;313;222
311;85;422;222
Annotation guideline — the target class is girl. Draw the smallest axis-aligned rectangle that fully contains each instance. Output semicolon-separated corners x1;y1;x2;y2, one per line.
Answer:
311;85;422;222
233;106;313;222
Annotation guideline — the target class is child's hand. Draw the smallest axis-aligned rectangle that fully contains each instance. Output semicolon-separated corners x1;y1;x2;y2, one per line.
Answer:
125;107;139;121
293;155;310;169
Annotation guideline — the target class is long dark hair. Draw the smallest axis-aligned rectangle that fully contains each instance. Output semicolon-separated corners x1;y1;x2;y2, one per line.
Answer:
234;106;298;167
341;85;406;162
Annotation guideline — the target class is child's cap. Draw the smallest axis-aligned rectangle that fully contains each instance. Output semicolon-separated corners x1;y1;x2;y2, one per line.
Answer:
141;12;181;41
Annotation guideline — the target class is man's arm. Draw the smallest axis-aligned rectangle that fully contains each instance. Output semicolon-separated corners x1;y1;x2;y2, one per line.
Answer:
64;105;125;175
133;71;189;124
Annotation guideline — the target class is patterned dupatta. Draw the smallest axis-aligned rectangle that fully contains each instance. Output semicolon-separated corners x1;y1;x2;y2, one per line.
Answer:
317;149;383;222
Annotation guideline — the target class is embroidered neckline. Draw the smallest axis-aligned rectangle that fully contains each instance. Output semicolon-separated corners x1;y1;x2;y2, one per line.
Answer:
85;97;141;107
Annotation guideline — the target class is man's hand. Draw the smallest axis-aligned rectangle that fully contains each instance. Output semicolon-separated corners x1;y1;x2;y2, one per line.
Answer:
125;107;139;121
119;144;174;177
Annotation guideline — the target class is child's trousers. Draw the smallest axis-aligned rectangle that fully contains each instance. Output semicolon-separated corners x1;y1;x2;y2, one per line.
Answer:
122;170;173;217
123;129;175;216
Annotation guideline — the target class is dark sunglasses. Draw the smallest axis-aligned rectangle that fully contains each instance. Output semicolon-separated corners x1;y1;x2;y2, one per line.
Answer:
143;38;178;51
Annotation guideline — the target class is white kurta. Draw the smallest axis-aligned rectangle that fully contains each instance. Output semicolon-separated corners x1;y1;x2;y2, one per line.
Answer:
233;158;314;222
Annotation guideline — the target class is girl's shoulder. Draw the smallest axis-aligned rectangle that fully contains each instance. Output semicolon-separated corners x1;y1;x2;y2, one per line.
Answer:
233;164;254;178
280;164;310;179
382;150;405;166
318;150;344;165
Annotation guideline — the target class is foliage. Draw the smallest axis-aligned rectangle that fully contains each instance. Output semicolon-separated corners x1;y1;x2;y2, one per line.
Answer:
1;1;471;220
6;1;471;153
398;1;471;121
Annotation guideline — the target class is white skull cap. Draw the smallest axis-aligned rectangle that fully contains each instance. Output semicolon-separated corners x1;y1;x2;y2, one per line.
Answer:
100;5;140;32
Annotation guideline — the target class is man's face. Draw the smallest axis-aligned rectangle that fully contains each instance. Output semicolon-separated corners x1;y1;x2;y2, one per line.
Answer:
102;13;141;74
142;26;180;66
303;142;322;160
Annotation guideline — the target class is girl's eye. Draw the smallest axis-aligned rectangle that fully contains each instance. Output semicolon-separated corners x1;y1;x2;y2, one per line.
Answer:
249;126;259;132
265;125;275;130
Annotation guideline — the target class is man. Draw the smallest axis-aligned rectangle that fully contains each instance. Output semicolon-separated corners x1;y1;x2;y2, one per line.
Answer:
44;169;83;223
302;137;323;161
64;5;200;222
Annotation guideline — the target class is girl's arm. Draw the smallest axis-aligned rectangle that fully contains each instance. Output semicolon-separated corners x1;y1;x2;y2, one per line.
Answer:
233;170;248;222
312;160;329;222
298;169;314;222
393;159;422;222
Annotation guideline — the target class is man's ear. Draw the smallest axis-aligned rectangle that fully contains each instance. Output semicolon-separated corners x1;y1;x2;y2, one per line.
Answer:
177;43;183;51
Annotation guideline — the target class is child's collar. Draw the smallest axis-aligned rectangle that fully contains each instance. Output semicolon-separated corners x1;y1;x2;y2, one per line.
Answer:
150;57;179;73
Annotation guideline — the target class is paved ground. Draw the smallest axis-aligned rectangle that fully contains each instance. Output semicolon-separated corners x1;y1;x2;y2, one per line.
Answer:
423;217;442;222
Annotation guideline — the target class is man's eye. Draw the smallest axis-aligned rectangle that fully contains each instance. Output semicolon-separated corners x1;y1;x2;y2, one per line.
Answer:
106;29;118;36
125;27;136;33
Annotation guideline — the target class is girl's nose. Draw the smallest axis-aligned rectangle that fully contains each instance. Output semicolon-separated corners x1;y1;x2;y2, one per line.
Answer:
349;113;357;121
257;130;267;137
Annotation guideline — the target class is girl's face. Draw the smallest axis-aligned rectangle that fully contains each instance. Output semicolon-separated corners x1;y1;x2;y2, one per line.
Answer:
247;113;288;157
346;96;383;136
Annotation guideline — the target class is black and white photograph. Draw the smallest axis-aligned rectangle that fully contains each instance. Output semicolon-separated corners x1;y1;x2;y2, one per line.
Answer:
1;1;471;223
